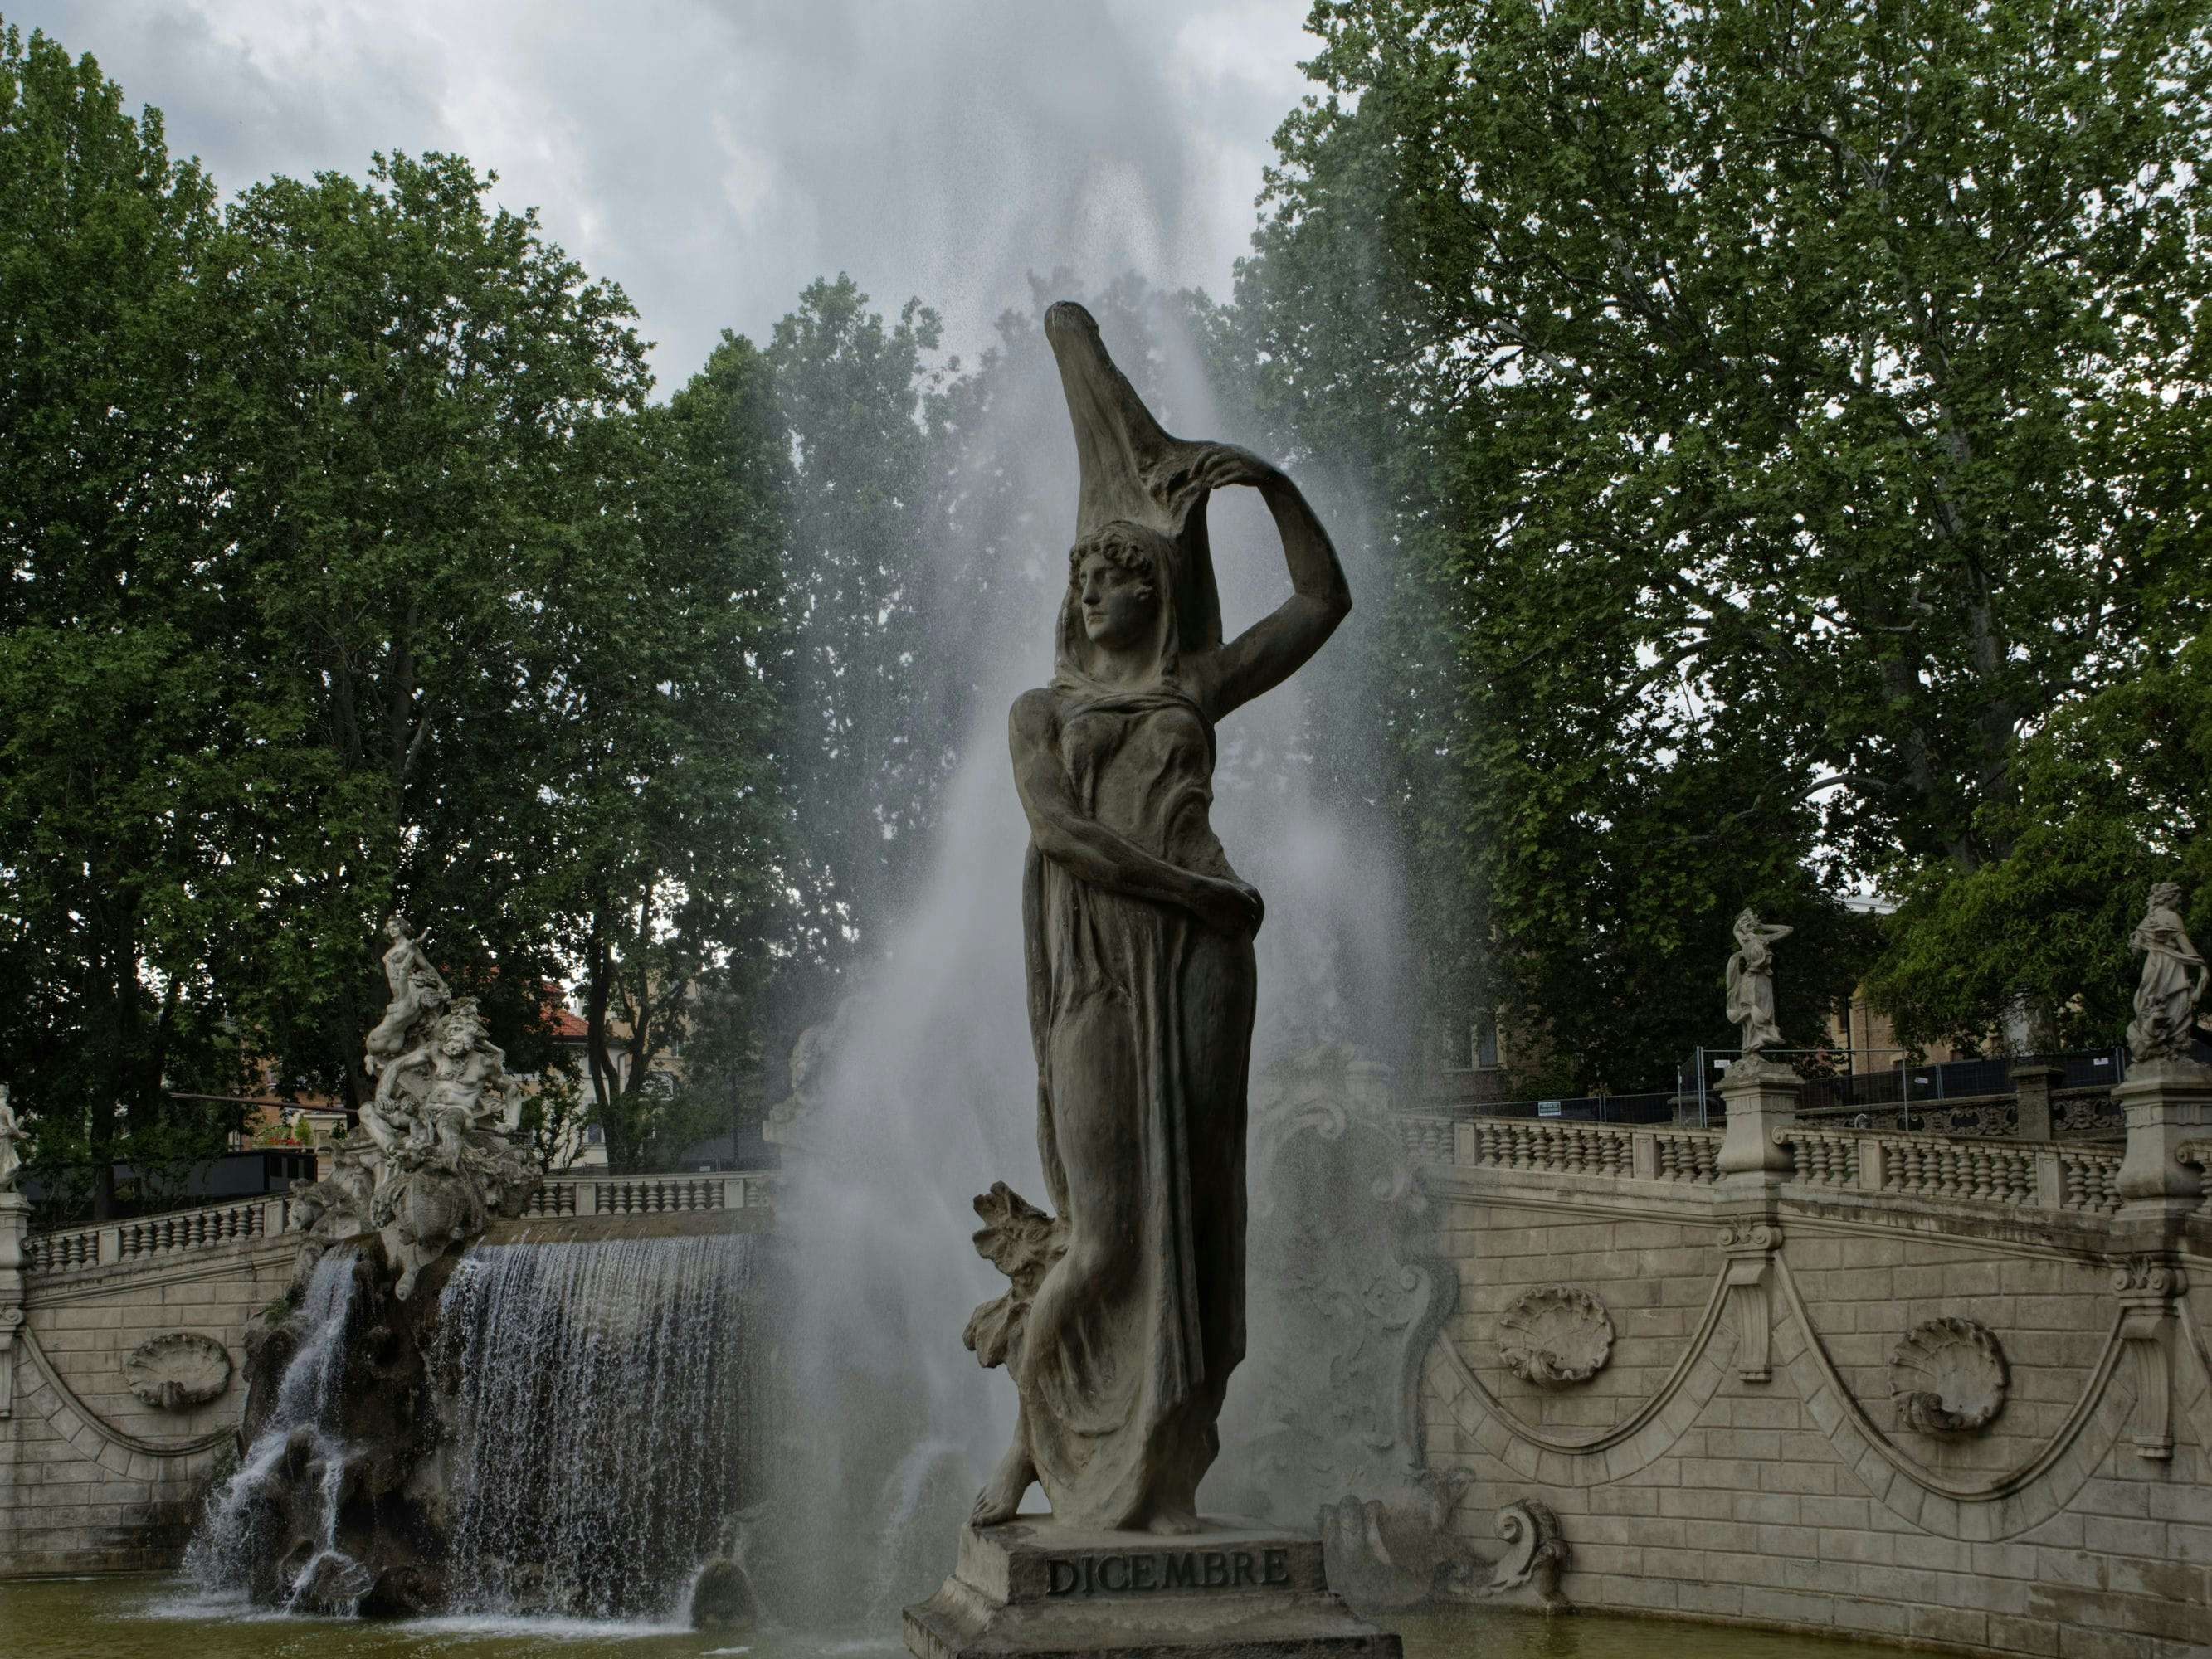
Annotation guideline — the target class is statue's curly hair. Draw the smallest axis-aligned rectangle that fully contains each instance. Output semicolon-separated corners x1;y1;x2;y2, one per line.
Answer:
436;998;488;1040
1068;519;1168;604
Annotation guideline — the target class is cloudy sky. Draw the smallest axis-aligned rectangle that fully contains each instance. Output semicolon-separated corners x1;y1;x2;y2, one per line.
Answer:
17;0;1321;386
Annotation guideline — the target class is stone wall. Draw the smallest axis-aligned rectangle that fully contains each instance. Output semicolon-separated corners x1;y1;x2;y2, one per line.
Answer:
2;1216;295;1574
1407;1088;2211;1659
0;1170;778;1577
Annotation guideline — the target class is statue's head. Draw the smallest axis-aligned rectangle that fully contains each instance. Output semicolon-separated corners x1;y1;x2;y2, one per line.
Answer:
2150;881;2185;913
384;913;412;941
1733;907;1761;940
436;1000;488;1057
1069;520;1169;651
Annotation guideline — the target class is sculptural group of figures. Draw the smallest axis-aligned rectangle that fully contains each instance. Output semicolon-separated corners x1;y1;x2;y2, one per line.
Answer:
290;917;537;1297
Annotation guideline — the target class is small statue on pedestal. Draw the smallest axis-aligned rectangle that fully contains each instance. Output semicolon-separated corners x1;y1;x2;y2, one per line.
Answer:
2127;883;2206;1063
1725;909;1793;1054
0;1084;23;1195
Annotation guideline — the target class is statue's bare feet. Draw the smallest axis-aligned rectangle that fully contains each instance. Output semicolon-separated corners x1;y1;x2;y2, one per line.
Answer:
1143;1505;1203;1536
972;1441;1035;1527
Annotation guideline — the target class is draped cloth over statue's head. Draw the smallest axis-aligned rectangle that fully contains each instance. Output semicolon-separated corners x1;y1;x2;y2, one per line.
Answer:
1045;302;1221;693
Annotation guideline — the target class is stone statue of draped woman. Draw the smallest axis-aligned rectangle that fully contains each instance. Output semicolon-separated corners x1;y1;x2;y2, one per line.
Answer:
1724;909;1792;1053
964;304;1351;1535
2128;882;2207;1061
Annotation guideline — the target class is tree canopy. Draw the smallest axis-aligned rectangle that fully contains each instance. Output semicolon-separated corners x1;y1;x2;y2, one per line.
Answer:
7;5;2212;1207
1230;0;2212;1082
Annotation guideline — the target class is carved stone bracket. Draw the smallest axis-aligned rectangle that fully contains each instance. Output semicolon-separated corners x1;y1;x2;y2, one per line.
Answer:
1483;1498;1570;1608
0;1305;20;1419
1717;1219;1781;1384
2112;1255;2187;1461
1316;1490;1570;1613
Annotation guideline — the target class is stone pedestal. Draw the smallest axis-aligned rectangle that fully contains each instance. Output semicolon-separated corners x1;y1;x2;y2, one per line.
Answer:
904;1517;1398;1659
2010;1063;2059;1141
1716;1054;1800;1182
2113;1055;2212;1224
0;1190;23;1418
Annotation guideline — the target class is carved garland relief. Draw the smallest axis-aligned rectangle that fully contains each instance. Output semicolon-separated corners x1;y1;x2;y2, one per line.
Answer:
1496;1286;1615;1389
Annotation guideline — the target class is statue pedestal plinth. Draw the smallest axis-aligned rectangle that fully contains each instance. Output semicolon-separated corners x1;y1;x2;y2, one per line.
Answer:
903;1516;1399;1659
2114;1055;2212;1224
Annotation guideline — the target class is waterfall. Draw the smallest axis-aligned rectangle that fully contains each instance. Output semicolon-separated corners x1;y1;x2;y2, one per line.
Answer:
436;1233;762;1619
184;1248;363;1604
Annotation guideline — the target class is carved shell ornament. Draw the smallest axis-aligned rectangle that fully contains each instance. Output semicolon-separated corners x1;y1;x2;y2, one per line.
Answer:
1497;1286;1615;1389
1888;1316;2006;1435
124;1331;233;1410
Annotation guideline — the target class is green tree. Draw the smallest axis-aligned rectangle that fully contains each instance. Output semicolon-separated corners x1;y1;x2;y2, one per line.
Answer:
0;26;244;1216
764;277;955;1026
1240;0;2212;1082
1869;634;2212;1052
541;335;789;1172
200;151;651;1106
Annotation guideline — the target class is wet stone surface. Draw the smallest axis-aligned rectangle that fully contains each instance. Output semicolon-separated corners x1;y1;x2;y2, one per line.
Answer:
0;1574;1926;1659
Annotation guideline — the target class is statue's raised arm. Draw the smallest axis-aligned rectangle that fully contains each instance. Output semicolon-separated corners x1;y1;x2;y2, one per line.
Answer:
1180;444;1350;718
1040;303;1349;720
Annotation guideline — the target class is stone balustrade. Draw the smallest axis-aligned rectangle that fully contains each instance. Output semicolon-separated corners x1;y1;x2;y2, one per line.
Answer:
1399;1112;2135;1219
1780;1128;2124;1214
1455;1117;1636;1178
522;1170;777;1219
1401;1116;1726;1184
20;1196;291;1277
1652;1127;1722;1184
18;1170;782;1279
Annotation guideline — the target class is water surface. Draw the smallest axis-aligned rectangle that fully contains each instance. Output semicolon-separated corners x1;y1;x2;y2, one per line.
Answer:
1;1575;1915;1659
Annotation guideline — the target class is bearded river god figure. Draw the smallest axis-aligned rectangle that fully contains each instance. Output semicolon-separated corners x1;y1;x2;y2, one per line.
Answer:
908;309;1393;1659
961;303;1351;1536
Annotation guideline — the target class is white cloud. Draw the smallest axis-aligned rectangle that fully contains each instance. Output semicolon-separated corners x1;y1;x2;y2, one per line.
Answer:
18;0;1319;387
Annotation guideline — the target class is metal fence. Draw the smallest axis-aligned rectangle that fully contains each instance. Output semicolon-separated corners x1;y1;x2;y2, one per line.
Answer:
1677;1046;2130;1129
1430;1046;2135;1133
1409;1091;1679;1126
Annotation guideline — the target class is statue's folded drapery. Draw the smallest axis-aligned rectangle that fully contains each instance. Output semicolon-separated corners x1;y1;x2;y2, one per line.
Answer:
1017;685;1254;1528
965;300;1348;1534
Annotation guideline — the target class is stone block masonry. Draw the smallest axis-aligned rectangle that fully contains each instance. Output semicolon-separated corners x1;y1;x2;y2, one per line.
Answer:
1;1217;297;1574
0;1172;777;1576
1404;1105;2212;1659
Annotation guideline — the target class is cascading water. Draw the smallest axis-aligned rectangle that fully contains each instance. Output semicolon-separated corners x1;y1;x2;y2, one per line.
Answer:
184;1248;364;1608
435;1234;763;1619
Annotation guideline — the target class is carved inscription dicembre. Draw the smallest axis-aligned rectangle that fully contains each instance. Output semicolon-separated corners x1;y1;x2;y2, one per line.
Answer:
1044;1547;1294;1596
